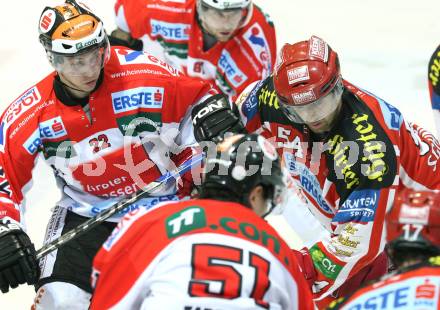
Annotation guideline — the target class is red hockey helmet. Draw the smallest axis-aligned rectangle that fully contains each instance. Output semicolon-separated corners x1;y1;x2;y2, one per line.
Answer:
386;189;440;253
273;36;343;124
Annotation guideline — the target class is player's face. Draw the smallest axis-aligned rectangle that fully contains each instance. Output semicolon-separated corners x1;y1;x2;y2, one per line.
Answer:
59;66;101;94
305;105;342;134
198;5;246;42
278;79;344;134
52;47;105;94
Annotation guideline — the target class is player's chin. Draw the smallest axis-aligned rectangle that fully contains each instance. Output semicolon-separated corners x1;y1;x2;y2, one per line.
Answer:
307;120;329;133
80;80;98;92
215;32;233;42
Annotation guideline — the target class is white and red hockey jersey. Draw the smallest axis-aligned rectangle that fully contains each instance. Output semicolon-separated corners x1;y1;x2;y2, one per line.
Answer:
90;199;315;309
114;0;276;101
328;257;440;309
0;46;214;225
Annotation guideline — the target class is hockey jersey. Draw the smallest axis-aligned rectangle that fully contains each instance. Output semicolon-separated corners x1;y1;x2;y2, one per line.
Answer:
114;0;276;101
327;256;440;309
0;46;214;225
90;199;315;310
237;77;440;306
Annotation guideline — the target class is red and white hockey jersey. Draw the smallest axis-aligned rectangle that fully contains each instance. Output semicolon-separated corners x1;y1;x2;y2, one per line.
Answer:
0;46;214;225
237;77;440;306
328;257;440;309
90;199;315;310
114;0;276;101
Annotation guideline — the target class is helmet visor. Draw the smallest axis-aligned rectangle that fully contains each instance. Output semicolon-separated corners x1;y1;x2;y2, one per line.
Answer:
198;3;247;35
48;41;108;77
278;78;344;124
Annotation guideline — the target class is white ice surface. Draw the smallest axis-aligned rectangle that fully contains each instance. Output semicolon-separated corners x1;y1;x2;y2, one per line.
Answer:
0;0;438;307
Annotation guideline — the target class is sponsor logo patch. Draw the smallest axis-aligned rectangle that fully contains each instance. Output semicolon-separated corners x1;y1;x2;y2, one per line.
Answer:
4;86;41;126
39;117;67;140
309;36;328;62
378;98;403;131
218;50;248;88
292;89;316;105
150;19;190;41
399;203;430;225
166;207;207;238
115;49;180;76
343;277;439;309
310;245;343;280
112;87;164;113
244;24;271;71
23;129;42;155
287;65;310;85
284;156;333;214
333;189;380;223
75;38;98;51
39;9;56;33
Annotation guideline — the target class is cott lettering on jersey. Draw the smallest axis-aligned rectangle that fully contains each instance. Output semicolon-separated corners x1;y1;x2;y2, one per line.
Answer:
218;50;248;88
111;87;164;114
150;19;190;41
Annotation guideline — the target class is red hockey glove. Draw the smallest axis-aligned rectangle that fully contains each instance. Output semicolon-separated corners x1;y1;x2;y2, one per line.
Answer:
292;247;317;289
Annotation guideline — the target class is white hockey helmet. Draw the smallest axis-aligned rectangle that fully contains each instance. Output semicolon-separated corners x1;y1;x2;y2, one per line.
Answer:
200;0;251;10
38;0;110;76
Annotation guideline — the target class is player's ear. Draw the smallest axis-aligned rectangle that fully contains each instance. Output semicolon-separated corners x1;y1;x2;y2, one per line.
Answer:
248;185;265;217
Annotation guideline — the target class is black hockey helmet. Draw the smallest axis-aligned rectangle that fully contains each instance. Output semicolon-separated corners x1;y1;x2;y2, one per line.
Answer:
199;133;286;216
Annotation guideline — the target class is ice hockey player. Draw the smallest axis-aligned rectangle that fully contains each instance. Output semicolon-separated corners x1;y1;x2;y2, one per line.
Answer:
110;0;276;101
0;0;241;308
90;133;315;310
428;44;440;137
234;35;440;308
327;189;440;309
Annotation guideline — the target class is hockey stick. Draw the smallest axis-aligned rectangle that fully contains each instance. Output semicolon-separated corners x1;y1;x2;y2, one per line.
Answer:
36;152;203;260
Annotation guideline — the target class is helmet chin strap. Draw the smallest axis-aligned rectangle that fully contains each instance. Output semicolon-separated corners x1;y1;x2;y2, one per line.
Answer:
261;199;275;219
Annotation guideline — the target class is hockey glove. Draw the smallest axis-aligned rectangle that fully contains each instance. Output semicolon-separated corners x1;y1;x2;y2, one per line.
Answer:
192;94;246;143
108;28;143;51
292;247;317;289
0;220;40;293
